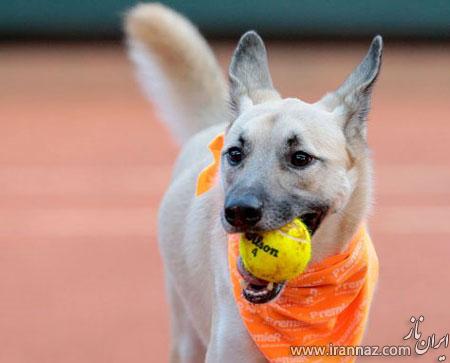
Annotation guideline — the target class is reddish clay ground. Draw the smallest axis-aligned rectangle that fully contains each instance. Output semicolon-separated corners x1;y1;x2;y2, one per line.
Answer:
1;42;449;362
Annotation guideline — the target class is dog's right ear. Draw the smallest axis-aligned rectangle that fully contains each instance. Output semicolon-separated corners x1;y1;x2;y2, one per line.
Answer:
229;31;280;115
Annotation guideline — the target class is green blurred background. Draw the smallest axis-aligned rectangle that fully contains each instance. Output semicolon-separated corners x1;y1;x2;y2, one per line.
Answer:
2;0;449;40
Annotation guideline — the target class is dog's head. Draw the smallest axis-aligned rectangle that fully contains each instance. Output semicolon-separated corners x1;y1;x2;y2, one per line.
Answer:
221;32;382;303
221;31;382;255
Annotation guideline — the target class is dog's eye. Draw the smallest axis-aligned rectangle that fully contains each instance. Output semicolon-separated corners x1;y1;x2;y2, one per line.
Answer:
290;151;313;167
227;147;243;166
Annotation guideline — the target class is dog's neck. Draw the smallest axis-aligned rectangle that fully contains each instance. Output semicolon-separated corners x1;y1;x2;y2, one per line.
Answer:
310;157;372;263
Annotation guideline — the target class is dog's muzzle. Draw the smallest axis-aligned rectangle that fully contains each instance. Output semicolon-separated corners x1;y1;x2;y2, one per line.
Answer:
236;207;328;304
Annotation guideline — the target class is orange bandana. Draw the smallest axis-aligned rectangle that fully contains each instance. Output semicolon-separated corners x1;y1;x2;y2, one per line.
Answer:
195;133;225;196
196;133;379;363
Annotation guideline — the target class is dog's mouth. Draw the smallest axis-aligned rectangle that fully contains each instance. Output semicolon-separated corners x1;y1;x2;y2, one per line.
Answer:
237;257;285;304
300;208;328;235
237;208;328;304
224;206;328;235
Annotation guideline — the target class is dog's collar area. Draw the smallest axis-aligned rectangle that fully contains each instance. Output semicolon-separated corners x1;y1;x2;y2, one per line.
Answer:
228;226;379;362
195;133;224;196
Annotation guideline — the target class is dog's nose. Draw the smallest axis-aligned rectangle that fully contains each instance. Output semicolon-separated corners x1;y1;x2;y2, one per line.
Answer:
224;195;263;228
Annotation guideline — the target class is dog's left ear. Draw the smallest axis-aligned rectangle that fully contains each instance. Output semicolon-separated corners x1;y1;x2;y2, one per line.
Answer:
229;31;280;115
318;36;383;148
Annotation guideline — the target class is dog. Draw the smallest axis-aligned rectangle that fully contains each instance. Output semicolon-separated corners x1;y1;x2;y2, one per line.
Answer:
125;3;382;362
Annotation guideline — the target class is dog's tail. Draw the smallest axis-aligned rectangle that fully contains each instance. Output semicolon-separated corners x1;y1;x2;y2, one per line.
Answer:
125;3;230;143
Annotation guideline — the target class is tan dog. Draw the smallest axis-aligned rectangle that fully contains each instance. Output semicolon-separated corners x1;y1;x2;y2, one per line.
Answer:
125;3;382;362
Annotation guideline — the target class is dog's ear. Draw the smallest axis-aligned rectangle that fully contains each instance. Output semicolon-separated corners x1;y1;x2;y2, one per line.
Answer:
229;31;280;115
318;36;383;149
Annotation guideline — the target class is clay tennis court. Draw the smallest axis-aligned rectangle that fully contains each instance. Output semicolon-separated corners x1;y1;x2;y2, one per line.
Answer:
1;41;449;362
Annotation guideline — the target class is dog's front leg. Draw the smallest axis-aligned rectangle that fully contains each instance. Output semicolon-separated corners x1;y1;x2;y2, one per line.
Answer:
166;277;206;363
205;302;266;362
205;278;266;363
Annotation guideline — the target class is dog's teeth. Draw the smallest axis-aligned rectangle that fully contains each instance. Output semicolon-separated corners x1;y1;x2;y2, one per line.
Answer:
267;282;274;291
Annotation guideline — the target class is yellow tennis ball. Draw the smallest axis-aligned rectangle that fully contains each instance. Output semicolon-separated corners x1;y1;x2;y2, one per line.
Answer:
239;218;311;283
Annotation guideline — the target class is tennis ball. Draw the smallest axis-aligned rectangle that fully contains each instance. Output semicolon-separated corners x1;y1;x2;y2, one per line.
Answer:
239;218;311;283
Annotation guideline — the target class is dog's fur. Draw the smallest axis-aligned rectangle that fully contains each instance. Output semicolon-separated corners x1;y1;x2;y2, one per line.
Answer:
125;3;382;362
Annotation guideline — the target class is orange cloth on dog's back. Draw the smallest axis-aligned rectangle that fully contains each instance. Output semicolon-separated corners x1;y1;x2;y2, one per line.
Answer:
195;133;224;196
196;133;379;362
